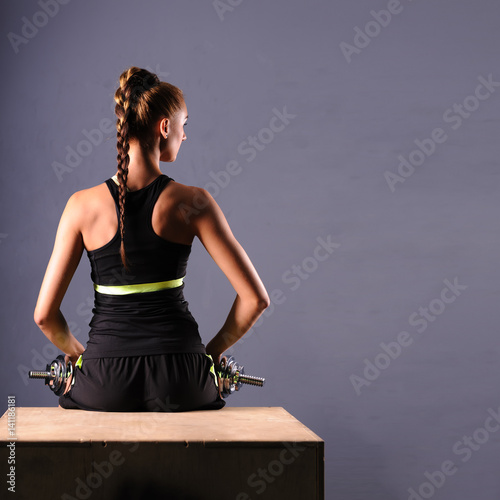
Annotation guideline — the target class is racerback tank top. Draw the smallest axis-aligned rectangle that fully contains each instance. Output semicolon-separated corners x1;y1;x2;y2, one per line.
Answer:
83;174;206;358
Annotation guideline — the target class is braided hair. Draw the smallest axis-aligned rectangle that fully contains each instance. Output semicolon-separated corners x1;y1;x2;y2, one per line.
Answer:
113;66;184;268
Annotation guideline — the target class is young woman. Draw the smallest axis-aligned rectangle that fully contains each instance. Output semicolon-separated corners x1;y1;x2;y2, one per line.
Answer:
34;66;270;412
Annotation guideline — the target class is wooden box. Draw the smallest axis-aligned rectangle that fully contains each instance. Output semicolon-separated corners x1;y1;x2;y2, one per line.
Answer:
0;406;324;499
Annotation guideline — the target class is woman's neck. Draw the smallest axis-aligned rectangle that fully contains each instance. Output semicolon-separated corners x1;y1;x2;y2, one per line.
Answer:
121;140;162;191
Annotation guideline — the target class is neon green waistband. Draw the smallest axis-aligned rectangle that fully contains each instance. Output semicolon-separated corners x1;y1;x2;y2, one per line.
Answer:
94;277;184;295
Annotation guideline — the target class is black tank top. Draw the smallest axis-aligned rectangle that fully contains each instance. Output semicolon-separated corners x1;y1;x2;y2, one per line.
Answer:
83;174;206;358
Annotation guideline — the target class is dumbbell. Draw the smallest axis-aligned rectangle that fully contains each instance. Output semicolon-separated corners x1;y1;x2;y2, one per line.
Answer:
28;354;265;398
217;355;265;398
28;355;72;397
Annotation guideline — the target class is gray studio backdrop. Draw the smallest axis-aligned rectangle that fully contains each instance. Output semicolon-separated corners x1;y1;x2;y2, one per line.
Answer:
1;0;499;498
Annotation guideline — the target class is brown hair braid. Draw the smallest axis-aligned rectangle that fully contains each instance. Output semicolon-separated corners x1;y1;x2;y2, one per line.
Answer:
113;66;185;268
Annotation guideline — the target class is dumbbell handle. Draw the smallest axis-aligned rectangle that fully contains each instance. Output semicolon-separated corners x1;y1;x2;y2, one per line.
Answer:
236;374;265;387
29;370;53;379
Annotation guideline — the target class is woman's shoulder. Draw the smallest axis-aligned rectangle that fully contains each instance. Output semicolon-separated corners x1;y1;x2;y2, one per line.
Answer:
157;180;220;229
161;181;229;236
164;180;216;209
68;182;108;202
64;182;113;217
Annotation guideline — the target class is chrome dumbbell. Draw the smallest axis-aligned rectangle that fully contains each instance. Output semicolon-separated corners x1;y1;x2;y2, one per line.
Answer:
28;355;73;397
217;355;265;398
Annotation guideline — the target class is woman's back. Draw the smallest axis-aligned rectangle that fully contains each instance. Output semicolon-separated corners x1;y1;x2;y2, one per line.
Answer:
77;173;206;358
73;175;199;253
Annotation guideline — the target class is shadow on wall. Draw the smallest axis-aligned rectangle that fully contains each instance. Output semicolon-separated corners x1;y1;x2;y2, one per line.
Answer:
329;426;399;500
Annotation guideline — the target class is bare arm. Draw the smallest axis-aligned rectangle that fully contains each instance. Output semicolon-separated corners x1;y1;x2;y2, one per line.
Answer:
34;193;86;366
189;189;270;364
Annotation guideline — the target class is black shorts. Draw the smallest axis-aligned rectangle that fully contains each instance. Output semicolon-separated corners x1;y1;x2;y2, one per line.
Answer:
59;353;225;412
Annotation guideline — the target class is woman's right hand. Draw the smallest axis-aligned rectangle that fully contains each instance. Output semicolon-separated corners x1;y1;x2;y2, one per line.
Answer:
206;346;221;369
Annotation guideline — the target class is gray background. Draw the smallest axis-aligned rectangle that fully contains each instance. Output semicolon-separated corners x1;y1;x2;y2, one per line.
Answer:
1;0;499;498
